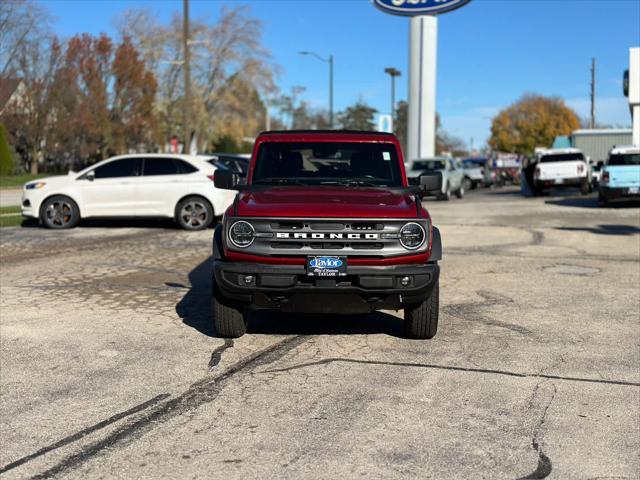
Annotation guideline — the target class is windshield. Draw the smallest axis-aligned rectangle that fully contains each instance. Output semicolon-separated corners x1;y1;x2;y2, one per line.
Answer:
540;153;584;163
608;153;640;166
252;142;403;187
412;159;446;171
462;159;486;168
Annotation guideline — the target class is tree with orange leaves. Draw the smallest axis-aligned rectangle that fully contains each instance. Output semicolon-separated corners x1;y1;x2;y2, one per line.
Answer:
111;36;158;153
489;94;580;155
49;33;158;165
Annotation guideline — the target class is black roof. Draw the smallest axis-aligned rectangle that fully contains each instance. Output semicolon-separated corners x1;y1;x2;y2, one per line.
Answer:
258;130;396;136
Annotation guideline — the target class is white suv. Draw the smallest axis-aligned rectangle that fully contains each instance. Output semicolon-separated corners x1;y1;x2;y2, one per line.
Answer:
532;148;591;195
21;154;236;230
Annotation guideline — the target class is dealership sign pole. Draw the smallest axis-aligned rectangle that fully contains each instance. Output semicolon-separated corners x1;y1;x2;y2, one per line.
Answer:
373;0;471;161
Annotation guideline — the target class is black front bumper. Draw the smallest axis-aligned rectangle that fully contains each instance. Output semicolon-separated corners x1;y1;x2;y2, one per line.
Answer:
214;261;439;314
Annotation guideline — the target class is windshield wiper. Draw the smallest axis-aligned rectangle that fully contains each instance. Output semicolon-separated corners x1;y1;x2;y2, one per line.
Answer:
329;179;387;187
253;178;307;186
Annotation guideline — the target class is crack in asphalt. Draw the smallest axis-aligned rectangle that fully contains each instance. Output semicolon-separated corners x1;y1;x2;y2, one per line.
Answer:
12;335;308;480
208;339;234;369
262;358;640;387
444;290;533;335
517;382;557;479
0;394;171;475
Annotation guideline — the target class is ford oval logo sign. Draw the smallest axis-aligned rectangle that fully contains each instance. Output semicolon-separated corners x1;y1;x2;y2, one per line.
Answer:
373;0;472;16
309;257;343;269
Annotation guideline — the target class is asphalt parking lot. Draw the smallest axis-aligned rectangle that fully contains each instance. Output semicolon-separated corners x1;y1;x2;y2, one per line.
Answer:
1;187;639;479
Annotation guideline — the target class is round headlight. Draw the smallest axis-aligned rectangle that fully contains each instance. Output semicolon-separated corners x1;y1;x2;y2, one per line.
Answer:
229;221;255;248
399;222;426;250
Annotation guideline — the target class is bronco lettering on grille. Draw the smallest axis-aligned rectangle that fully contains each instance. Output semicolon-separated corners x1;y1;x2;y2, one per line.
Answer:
275;232;379;240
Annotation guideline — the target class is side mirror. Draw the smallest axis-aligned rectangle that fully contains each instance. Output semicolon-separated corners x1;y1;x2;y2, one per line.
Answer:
86;171;95;182
214;169;239;190
419;173;442;193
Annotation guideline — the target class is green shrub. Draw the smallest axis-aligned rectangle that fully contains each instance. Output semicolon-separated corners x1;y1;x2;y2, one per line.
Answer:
0;123;14;176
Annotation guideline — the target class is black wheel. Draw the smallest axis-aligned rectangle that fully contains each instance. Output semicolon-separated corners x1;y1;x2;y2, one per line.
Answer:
439;184;451;201
455;184;465;199
580;181;590;195
212;281;247;338
462;177;473;191
40;195;80;229
598;192;609;207
175;196;214;230
404;281;439;339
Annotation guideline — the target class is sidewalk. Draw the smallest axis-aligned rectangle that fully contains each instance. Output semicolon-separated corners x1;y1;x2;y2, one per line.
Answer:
0;188;22;207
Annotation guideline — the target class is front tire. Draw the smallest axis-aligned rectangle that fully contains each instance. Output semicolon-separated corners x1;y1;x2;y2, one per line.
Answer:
580;181;590;195
598;192;609;207
455;184;465;199
404;281;439;339
175;196;214;231
40;195;80;229
439;184;451;201
462;177;473;191
212;281;247;338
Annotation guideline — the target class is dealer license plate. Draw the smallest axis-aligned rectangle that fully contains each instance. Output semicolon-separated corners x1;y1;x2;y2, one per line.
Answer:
306;256;347;277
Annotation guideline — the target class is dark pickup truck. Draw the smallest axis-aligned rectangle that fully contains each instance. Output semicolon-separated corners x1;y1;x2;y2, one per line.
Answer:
212;130;443;339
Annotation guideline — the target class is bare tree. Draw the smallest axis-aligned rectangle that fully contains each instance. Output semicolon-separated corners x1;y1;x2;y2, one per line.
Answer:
1;0;60;173
0;0;51;76
115;5;277;150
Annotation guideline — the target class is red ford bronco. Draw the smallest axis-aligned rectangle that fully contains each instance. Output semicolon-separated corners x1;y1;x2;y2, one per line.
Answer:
212;131;443;339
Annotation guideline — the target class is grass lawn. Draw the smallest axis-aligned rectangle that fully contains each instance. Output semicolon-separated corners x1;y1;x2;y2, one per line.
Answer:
0;174;41;189
0;206;23;227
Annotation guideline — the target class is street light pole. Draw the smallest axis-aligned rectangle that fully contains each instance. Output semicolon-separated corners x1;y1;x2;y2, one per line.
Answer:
329;55;334;129
299;51;334;128
183;0;191;152
384;67;401;127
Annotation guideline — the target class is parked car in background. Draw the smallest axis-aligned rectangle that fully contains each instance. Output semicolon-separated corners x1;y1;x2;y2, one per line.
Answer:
204;153;250;178
21;154;236;230
532;148;591;195
590;160;603;187
461;157;491;189
492;153;521;186
406;157;464;200
598;145;640;206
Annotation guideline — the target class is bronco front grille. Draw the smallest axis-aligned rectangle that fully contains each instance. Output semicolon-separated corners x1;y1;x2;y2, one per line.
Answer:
226;217;429;258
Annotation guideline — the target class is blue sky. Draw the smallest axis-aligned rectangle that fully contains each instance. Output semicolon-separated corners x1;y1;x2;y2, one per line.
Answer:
41;0;639;147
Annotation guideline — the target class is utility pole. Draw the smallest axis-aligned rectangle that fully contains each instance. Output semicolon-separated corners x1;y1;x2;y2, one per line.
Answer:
329;55;334;129
384;67;402;128
590;57;596;129
183;0;191;152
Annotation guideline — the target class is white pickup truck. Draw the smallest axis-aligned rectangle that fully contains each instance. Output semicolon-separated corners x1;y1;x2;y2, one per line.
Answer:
532;148;591;195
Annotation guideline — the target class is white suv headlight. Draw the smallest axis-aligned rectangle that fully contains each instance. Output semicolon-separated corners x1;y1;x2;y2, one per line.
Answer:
229;221;255;248
399;222;426;250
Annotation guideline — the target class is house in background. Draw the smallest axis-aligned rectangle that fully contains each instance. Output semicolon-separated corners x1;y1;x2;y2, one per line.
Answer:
0;77;23;116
